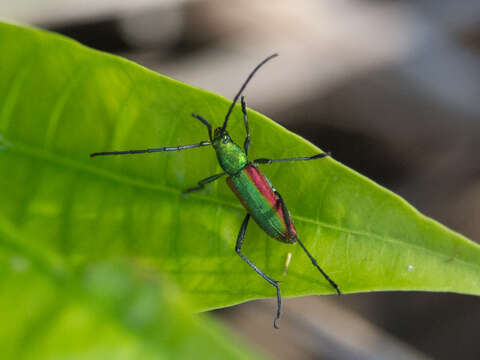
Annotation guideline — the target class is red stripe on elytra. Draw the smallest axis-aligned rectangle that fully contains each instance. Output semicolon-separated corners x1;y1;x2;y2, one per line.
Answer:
245;165;277;207
245;165;297;238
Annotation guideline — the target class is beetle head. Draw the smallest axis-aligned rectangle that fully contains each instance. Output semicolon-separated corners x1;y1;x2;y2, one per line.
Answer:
213;127;232;148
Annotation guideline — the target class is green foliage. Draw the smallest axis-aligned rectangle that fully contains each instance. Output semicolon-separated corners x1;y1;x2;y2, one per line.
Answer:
0;22;262;359
1;21;480;356
0;256;254;359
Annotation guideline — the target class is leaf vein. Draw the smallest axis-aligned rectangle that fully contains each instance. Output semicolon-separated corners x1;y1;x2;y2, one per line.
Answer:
6;139;480;273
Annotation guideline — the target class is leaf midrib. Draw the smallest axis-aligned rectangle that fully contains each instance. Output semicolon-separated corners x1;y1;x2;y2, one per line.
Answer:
5;137;480;274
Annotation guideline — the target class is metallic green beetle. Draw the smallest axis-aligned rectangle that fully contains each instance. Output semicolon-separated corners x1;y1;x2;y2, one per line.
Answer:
91;54;340;328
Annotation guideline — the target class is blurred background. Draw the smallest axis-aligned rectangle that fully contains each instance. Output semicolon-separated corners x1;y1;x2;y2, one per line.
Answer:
2;0;479;358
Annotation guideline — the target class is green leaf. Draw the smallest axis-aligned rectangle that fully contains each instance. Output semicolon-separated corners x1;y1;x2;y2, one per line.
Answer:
0;23;264;359
0;253;256;359
1;20;480;336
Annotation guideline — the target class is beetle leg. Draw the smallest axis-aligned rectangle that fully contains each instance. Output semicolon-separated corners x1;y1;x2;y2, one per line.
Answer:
236;213;282;329
90;141;211;157
253;152;330;165
275;190;341;295
191;113;213;142
241;96;250;155
182;172;226;194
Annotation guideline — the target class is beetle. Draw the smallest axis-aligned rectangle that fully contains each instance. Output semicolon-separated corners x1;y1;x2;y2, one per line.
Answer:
91;54;340;328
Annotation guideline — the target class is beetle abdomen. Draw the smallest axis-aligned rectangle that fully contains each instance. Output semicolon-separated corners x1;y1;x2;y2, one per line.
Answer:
227;164;297;243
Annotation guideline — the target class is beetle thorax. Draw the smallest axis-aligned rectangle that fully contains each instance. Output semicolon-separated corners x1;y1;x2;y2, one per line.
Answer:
212;128;247;175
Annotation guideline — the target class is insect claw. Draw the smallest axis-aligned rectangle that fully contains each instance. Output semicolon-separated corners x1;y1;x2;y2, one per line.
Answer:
274;317;280;329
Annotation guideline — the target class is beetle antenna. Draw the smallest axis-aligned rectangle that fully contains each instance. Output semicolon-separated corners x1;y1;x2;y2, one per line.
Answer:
222;53;278;131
